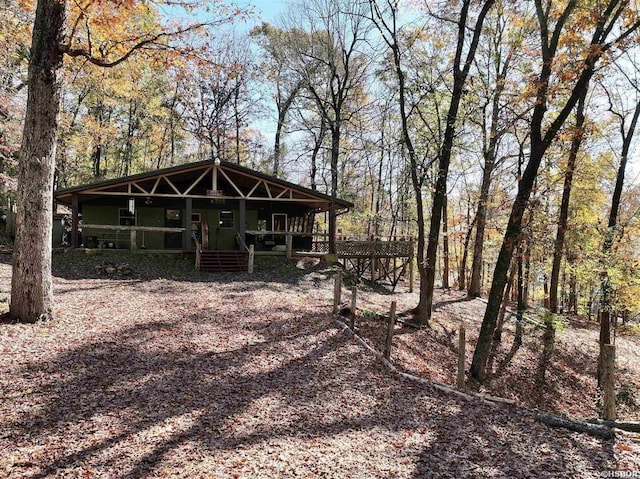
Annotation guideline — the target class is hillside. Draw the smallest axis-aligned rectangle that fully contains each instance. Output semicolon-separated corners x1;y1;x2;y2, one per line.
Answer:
1;252;639;478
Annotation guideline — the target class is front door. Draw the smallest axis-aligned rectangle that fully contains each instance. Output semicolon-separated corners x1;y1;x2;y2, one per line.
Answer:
164;208;182;249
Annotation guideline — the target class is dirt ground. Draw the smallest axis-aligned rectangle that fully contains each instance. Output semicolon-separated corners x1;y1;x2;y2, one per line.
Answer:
1;252;639;478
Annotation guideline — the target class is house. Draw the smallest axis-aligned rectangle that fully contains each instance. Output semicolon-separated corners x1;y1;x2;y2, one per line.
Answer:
53;159;353;257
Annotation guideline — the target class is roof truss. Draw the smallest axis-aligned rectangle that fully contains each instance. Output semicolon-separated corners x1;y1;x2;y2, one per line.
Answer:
77;164;325;204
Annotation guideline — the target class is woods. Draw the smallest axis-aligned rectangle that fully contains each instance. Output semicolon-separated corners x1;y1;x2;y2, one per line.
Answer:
2;0;640;429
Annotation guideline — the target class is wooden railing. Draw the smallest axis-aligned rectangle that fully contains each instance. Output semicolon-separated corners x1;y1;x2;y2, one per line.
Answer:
235;233;254;274
193;233;201;270
81;223;185;251
312;237;414;258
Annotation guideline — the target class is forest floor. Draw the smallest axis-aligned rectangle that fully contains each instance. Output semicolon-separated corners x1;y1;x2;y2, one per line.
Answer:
1;251;639;478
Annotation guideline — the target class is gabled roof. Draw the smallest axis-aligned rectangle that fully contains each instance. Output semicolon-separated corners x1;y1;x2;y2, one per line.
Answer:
54;159;353;211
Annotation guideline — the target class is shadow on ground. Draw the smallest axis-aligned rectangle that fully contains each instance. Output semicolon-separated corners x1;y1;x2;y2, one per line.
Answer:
3;287;618;478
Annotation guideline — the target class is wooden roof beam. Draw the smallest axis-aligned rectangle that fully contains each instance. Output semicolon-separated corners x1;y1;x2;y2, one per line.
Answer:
218;167;245;197
82;191;323;202
184;166;212;195
247;179;263;198
132;182;149;194
162;175;182;196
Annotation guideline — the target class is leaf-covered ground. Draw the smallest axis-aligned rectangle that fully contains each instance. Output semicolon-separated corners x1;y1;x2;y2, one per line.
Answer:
1;251;639;478
351;287;640;421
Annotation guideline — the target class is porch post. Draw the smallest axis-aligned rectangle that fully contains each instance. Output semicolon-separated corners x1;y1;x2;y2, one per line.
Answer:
239;198;246;246
71;193;79;248
184;197;192;251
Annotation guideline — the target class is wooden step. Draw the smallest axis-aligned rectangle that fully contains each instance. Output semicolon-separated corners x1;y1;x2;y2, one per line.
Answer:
199;250;248;272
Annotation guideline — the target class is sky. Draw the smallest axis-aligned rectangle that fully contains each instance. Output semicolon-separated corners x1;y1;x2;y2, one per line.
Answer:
244;0;290;25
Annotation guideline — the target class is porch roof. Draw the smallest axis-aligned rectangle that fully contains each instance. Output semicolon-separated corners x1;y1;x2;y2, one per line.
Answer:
54;159;353;211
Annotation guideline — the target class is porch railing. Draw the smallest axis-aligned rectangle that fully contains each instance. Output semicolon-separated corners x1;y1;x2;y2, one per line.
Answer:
235;233;254;274
311;236;414;258
81;223;185;251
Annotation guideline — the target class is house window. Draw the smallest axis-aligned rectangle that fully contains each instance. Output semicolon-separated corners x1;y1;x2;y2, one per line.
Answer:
166;209;181;222
119;208;135;226
272;213;287;232
219;211;234;229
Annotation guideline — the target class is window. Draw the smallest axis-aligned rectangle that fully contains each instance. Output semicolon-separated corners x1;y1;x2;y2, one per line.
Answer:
219;211;234;229
166;209;181;221
191;213;201;223
272;213;287;232
119;208;135;226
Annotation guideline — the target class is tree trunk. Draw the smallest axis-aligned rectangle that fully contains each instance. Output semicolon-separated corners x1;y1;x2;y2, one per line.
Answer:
370;0;495;326
469;139;546;380
421;0;495;324
568;259;577;314
374;127;385;238
234;87;241;165
273;109;285;176
549;92;586;313
442;193;450;289
470;0;636;382
468;164;492;298
598;99;640;385
493;260;516;344
91;144;102;178
373;7;429;325
468;78;505;297
536;318;556;402
10;0;66;322
273;81;302;177
328;123;340;254
515;241;525;348
458;207;477;291
309;116;326;191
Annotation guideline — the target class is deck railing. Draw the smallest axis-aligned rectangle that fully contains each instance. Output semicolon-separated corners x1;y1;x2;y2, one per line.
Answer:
312;237;414;258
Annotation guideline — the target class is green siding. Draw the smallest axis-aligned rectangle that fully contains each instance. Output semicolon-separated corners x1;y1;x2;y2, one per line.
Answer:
247;210;258;230
137;207;165;249
82;205;122;247
79;204;261;250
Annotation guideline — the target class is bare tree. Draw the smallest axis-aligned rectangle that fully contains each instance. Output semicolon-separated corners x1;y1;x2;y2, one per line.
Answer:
251;23;306;177
285;0;371;254
370;0;495;325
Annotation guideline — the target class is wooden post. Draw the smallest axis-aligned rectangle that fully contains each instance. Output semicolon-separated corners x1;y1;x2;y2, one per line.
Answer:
248;244;255;274
130;229;137;251
457;325;466;390
71;193;79;248
239;198;246;243
286;234;293;260
350;286;357;329
409;258;414;293
602;344;616;421
370;235;376;280
333;269;342;315
383;301;397;360
184;197;192;251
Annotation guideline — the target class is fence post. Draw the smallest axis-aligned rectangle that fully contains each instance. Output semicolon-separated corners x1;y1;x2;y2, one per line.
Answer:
457;325;466;390
286;234;293;260
130;229;137;251
383;301;397;360
602;344;616;421
333;269;342;315
248;244;255;274
350;286;357;329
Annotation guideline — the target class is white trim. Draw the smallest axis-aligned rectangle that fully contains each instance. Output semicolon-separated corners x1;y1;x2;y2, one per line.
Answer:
184;166;212;195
